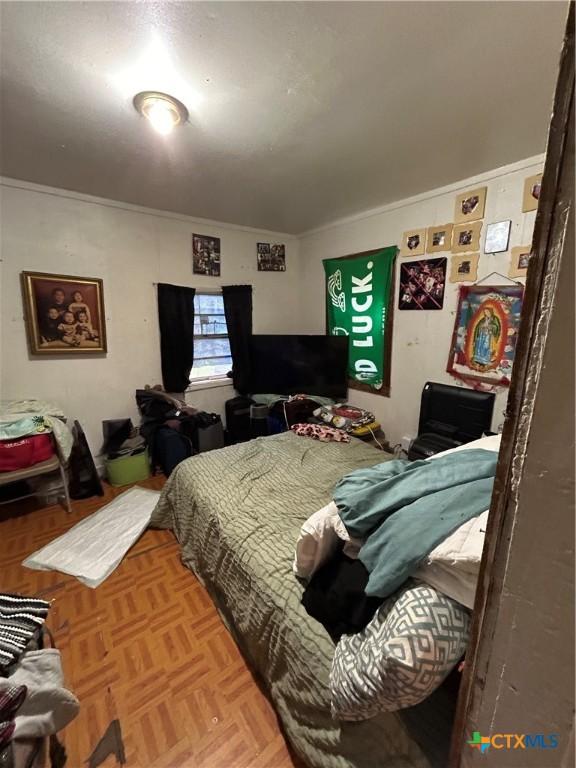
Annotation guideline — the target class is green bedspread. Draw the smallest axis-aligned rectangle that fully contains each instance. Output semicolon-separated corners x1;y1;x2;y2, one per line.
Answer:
150;432;431;768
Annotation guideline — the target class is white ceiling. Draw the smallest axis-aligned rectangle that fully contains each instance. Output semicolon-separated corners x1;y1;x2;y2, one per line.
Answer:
0;1;567;234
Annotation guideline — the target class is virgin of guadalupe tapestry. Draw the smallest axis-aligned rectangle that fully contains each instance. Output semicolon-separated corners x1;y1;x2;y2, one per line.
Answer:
447;285;524;386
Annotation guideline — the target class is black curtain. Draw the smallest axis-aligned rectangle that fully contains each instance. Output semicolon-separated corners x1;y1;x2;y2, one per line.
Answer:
222;285;253;394
157;283;196;394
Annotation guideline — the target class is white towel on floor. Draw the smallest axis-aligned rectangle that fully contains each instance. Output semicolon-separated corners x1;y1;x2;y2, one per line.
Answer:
23;486;160;588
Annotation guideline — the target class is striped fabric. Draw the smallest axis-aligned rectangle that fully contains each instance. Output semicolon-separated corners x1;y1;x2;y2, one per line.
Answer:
0;594;50;669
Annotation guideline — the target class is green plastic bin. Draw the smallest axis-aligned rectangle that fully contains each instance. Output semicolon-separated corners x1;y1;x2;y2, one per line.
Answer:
105;450;150;487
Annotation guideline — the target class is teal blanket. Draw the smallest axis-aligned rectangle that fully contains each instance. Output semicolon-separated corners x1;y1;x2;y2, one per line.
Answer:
334;449;497;598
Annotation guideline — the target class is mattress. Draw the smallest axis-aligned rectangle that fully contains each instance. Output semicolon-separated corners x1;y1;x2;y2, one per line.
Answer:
151;432;430;768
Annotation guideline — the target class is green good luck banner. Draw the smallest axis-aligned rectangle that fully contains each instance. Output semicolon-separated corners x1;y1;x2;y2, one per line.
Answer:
324;247;396;389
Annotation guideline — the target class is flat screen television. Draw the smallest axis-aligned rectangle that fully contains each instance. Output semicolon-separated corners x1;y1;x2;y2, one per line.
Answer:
248;335;349;399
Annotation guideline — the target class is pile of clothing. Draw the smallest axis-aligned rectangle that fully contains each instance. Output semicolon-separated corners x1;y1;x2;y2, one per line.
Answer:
293;437;500;719
312;404;376;434
296;442;498;638
136;386;222;476
0;594;79;766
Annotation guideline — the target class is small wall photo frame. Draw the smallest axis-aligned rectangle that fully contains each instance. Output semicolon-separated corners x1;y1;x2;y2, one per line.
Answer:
522;173;542;212
454;187;487;224
399;228;426;257
21;271;107;355
427;224;453;253
452;221;482;253
509;246;531;278
450;253;479;283
484;220;511;254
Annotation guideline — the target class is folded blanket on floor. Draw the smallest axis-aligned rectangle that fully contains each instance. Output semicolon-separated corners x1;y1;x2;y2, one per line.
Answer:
334;449;497;598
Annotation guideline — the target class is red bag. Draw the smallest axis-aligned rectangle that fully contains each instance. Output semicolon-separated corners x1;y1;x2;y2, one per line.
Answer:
0;434;55;472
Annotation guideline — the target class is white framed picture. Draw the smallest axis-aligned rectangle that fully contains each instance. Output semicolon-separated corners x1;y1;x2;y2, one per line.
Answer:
484;220;511;254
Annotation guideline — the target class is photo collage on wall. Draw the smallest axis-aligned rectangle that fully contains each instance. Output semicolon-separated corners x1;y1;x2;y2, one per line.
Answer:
399;258;447;310
257;242;286;271
192;234;221;276
396;172;542;386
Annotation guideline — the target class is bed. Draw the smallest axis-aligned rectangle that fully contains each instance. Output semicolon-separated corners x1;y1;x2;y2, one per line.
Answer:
151;431;433;768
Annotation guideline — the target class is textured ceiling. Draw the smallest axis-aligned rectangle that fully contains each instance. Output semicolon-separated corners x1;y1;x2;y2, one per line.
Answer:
0;1;567;233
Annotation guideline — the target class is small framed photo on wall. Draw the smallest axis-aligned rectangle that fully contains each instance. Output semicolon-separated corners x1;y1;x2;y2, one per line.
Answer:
426;224;453;253
450;253;480;283
454;187;487;224
522;173;542;212
452;221;483;253
21;271;107;355
484;220;511;254
399;228;426;257
509;246;531;278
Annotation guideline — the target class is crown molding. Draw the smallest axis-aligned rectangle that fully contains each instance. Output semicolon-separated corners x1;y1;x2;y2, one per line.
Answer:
0;176;297;241
299;154;545;238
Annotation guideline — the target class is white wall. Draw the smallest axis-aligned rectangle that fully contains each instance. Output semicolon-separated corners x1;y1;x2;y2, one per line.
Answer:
296;156;543;446
0;155;544;460
0;180;299;457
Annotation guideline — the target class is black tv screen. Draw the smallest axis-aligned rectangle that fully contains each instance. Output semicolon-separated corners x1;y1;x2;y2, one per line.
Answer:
248;335;349;399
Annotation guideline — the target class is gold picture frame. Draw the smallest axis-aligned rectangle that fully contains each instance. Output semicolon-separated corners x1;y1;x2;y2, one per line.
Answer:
454;186;487;224
452;221;483;253
449;253;479;283
522;173;542;213
21;271;107;355
426;224;453;253
508;246;531;278
399;228;426;257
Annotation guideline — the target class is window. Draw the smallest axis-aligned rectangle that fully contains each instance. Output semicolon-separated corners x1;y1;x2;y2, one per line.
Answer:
189;293;232;381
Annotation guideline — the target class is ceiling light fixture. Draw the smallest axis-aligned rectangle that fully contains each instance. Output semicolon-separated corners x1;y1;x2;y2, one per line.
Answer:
133;91;189;135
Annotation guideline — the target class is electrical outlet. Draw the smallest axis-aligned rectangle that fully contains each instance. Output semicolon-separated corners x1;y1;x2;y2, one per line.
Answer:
401;435;413;452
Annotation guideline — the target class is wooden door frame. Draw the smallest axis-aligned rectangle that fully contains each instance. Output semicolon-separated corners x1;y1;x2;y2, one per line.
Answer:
449;3;575;764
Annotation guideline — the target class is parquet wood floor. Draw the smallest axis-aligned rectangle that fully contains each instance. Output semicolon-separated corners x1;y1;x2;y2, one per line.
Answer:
1;478;302;768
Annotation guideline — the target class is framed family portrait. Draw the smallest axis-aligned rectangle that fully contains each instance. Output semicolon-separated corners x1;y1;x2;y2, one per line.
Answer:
427;223;453;253
454;186;487;223
21;271;107;355
399;228;426;257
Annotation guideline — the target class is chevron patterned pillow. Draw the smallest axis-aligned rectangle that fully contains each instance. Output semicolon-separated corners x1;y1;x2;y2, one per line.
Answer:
330;580;470;720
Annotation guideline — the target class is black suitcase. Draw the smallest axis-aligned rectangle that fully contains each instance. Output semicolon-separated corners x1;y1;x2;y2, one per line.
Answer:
225;396;254;444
